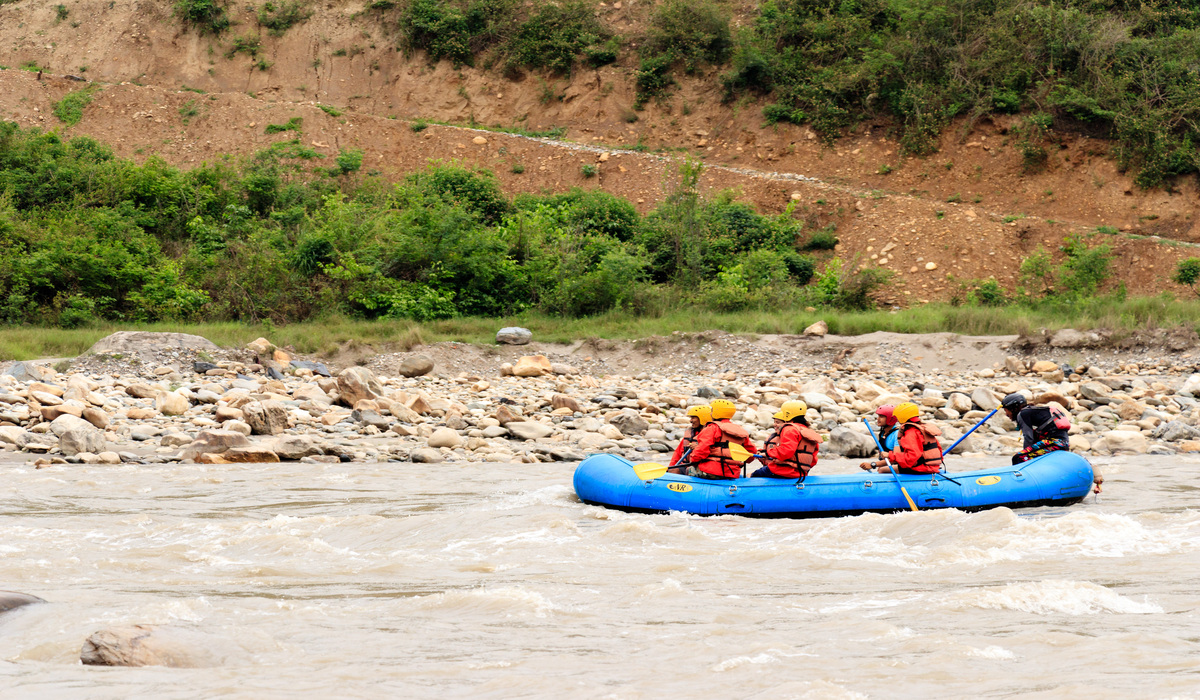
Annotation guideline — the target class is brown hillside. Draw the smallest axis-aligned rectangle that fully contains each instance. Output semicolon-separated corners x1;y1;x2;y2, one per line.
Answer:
0;0;1197;304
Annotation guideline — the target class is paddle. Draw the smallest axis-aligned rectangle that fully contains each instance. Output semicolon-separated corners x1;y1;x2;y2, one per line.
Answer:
863;418;919;512
945;408;998;455
633;462;670;480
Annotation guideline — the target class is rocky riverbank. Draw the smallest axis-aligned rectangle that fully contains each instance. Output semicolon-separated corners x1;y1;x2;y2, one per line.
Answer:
3;329;1200;468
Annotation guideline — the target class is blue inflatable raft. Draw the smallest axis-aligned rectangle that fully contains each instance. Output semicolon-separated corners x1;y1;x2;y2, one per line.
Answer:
572;451;1095;518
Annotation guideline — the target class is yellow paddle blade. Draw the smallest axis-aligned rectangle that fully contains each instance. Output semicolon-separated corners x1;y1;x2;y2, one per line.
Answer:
728;442;755;463
633;462;669;481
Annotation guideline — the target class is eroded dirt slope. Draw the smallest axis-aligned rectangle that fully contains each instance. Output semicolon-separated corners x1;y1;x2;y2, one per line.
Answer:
0;0;1197;303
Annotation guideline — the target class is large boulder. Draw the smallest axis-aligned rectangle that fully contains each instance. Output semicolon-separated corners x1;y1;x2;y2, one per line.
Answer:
180;430;250;460
947;392;973;414
1179;374;1200;398
1050;328;1100;348
427;427;463;448
242;400;288;435
1098;430;1148;455
507;422;554;440
512;355;552;378
551;394;581;413
801;392;839;412
1079;382;1112;401
496;327;533;345
51;414;105;456
269;435;321;460
155;391;190;416
970;388;1000;411
828;426;877;458
86;332;220;360
199;446;279;463
3;361;45;382
398;355;435;378
337;367;383;407
1153;420;1200;443
609;411;649;436
80;625;235;668
803;320;828;337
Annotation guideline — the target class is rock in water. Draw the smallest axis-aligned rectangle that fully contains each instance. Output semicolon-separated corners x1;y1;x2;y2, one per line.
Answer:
180;430;250;460
398;355;435;378
495;327;532;345
411;448;444;464
242;401;288;435
0;590;45;615
80;625;234;668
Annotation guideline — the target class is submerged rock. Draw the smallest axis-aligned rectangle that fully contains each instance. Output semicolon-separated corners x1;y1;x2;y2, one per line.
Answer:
80;625;235;668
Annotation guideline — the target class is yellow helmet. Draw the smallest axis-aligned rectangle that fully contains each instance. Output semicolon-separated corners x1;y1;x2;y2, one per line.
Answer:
893;402;920;423
773;400;808;421
710;399;736;420
686;405;712;425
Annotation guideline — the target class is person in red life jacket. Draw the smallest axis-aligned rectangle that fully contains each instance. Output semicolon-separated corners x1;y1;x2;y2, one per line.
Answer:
667;405;712;473
1002;393;1070;465
859;402;944;474
751;400;820;479
875;404;900;452
686;399;759;480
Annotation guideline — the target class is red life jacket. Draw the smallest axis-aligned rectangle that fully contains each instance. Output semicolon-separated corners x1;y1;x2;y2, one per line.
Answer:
698;421;752;479
764;422;820;479
680;427;700;453
900;422;944;473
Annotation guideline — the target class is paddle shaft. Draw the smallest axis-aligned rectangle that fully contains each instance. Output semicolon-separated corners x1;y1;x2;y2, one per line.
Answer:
863;418;919;512
946;408;998;454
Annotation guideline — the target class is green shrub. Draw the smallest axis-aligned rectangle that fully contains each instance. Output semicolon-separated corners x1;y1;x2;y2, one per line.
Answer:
174;0;230;34
52;85;100;126
1058;235;1112;297
257;0;312;36
403;164;509;224
264;117;303;133
634;54;675;108
317;103;342;117
1173;258;1200;298
803;225;837;250
967;278;1009;307
399;0;515;68
334;149;364;175
226;34;262;58
580;163;597;178
644;0;731;73
504;0;611;74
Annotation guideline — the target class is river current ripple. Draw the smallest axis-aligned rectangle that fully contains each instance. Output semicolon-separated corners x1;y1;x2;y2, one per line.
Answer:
0;455;1198;698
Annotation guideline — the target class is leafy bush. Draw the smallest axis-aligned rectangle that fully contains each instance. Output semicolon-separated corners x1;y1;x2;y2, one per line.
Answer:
503;0;611;74
399;0;515;67
968;278;1008;307
334;148;364;175
1173;257;1200;298
52;86;100;126
258;0;312;36
174;0;230;34
644;0;731;73
403;164;509;224
803;225;838;250
1058;235;1112;297
264;117;303;134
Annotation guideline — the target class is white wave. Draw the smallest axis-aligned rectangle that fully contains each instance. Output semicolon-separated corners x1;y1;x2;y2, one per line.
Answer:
634;578;689;598
966;645;1017;660
409;586;561;618
711;652;779;672
954;580;1163;615
486;485;576;511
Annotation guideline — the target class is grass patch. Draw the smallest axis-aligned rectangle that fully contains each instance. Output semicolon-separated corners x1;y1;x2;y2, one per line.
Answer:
257;0;312;36
316;103;342;117
52;85;101;126
174;0;230;34
7;298;1200;360
264;117;303;134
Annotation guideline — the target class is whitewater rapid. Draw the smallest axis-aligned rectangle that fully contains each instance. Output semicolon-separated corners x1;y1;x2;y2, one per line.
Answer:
0;456;1197;698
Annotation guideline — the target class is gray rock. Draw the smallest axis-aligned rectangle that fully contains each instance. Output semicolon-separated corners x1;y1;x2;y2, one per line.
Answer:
86;331;220;360
180;430;250;460
1049;328;1100;348
59;425;105;457
242;400;288;435
1179;374;1200;398
0;590;45;615
1153;420;1200;442
193;361;220;374
970;388;1000;411
947;392;973;413
80;624;235;668
481;425;509;438
398;355;435;378
828;426;877;458
270;435;321;460
549;447;587;461
49;414;94;438
160;433;193;447
609;411;650;436
696;386;721;399
3;361;41;382
351;409;391;429
495;327;533;345
411;448;444;464
290;360;332;377
506;422;554;440
1079;382;1112;401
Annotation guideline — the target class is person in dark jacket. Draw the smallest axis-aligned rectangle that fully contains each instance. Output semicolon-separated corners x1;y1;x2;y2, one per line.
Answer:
1002;393;1069;465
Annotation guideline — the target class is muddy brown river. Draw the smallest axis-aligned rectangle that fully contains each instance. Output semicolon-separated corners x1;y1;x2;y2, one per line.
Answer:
1;456;1197;698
